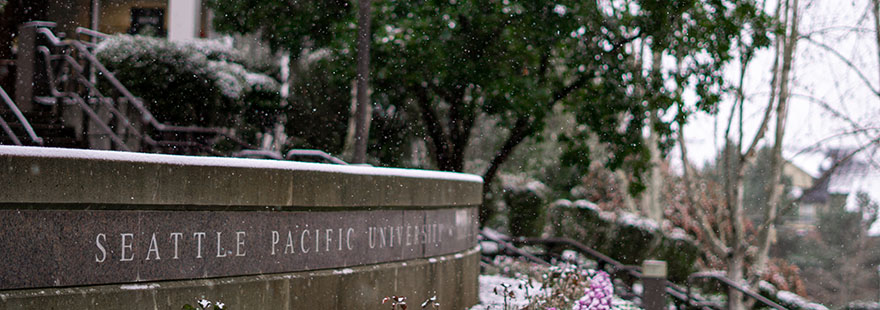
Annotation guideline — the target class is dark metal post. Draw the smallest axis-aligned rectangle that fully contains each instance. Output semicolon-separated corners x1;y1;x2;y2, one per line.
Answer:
14;21;55;114
641;260;667;310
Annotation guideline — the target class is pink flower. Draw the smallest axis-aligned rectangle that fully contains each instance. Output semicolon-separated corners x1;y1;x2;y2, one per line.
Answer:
574;271;613;310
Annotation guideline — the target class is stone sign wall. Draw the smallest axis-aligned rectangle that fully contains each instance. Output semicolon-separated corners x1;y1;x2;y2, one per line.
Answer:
0;146;482;309
0;207;477;290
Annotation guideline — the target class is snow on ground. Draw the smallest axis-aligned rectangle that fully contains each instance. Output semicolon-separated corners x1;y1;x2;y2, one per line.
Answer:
471;274;544;310
471;274;642;310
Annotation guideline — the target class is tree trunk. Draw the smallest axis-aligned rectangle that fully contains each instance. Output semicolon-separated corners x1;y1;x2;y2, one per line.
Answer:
352;0;372;164
644;108;663;222
872;0;880;87
642;50;664;222
480;116;533;225
754;0;797;283
726;159;747;310
728;249;747;310
342;80;358;159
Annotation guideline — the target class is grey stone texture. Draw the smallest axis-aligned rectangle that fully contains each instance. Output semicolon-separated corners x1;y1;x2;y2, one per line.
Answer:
0;248;481;310
0;146;482;309
0;208;479;290
0;146;483;208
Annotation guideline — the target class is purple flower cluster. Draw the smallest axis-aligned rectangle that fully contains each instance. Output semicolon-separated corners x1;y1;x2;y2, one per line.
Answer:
574;271;613;310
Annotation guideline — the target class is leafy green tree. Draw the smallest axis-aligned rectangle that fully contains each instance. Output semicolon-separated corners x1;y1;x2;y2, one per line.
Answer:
207;0;769;225
207;0;352;53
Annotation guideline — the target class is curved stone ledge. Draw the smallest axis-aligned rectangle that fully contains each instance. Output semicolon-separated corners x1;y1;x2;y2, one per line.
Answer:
0;146;482;309
0;146;483;207
0;247;480;310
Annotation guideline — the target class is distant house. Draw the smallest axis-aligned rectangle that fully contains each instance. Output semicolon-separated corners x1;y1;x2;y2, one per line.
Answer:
790;149;880;233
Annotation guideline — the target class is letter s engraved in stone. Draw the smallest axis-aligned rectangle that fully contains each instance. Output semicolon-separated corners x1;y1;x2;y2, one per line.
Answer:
95;233;107;263
120;233;134;262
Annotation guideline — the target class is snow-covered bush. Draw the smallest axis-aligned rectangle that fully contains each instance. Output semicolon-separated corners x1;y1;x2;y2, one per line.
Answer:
501;174;549;237
95;34;280;129
550;200;700;282
550;199;616;255
608;211;659;266
652;227;699;283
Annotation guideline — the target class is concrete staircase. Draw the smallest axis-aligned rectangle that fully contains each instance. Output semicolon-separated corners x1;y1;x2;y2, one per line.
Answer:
0;107;83;148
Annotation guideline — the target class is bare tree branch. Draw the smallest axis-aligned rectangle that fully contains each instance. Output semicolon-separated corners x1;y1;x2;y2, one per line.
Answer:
789;93;862;129
801;35;880;96
872;0;880;92
678;115;730;257
754;0;798;285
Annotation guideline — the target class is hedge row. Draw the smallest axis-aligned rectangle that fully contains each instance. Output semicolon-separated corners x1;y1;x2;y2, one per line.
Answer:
549;199;699;283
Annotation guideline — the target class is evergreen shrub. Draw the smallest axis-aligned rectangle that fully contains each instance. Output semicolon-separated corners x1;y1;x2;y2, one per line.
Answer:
502;175;548;237
95;35;280;131
550;200;698;282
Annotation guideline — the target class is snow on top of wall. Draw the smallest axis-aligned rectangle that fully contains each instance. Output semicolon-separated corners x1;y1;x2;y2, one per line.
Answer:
0;146;483;183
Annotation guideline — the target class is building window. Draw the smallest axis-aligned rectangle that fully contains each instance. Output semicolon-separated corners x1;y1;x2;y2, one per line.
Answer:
129;8;165;37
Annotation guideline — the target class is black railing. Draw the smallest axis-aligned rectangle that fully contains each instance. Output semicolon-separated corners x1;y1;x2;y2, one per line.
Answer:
0;85;42;145
687;272;787;310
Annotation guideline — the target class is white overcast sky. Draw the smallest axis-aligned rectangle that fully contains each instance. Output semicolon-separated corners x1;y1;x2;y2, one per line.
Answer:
677;0;880;179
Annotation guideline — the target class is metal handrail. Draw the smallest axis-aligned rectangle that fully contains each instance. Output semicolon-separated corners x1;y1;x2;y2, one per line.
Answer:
285;149;349;164
480;229;550;266
0;85;42;145
75;27;108;40
0;115;21;145
515;237;645;282
38;47;154;145
34;26;256;152
36;46;130;150
687;272;788;310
